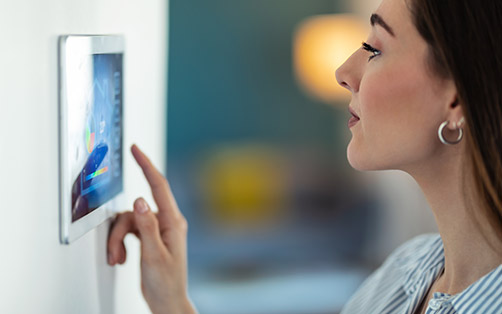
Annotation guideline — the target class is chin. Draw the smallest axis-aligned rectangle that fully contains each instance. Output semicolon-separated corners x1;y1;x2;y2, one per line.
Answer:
347;142;368;171
347;153;371;171
346;141;386;172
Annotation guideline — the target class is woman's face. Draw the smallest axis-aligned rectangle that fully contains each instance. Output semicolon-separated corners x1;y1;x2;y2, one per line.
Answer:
336;0;456;172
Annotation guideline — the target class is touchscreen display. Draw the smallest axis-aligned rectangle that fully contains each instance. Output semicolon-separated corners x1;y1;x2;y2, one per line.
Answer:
67;53;123;222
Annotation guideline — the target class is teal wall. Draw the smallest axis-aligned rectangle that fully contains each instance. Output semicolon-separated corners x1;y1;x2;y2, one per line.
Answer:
167;0;346;159
165;7;377;312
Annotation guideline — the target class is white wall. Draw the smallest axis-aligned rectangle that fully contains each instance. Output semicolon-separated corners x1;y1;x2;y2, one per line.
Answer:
0;0;167;313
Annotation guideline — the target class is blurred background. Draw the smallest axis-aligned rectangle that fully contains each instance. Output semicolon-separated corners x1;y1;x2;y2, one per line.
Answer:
166;0;436;313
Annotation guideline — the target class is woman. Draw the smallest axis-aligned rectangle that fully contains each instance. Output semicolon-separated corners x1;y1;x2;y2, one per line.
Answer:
107;0;502;312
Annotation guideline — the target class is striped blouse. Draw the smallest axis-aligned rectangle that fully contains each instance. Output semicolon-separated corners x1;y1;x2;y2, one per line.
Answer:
341;233;502;314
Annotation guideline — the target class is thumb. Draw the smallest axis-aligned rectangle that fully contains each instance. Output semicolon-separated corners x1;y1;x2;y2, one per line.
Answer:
133;198;165;256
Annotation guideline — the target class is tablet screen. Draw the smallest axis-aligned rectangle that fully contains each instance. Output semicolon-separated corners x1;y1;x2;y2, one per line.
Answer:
67;53;123;222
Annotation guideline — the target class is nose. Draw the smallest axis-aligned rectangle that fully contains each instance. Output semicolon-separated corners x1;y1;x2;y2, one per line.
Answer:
335;49;363;94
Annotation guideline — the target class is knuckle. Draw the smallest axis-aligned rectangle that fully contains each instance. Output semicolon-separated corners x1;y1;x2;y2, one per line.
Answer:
155;174;167;185
160;177;170;190
110;213;122;228
171;215;188;234
178;216;188;231
141;215;159;233
116;211;132;223
108;214;127;241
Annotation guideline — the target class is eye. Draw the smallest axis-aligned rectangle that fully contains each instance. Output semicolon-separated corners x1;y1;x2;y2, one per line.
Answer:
362;42;381;61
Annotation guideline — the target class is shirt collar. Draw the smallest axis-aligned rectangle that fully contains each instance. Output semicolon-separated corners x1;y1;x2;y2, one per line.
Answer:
403;235;445;296
401;236;502;313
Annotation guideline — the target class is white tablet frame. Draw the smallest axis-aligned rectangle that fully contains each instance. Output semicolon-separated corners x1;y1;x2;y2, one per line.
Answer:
58;35;125;244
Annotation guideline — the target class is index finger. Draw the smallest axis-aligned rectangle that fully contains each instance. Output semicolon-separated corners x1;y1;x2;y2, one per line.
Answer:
130;144;182;226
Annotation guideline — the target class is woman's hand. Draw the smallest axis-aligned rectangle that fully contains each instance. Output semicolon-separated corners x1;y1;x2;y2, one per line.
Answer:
107;144;196;314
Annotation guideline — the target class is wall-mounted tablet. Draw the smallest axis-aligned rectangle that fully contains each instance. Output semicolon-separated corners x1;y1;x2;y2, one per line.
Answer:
59;35;124;244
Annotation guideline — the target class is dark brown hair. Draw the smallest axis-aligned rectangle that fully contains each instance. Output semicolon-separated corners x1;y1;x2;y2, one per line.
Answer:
409;0;502;235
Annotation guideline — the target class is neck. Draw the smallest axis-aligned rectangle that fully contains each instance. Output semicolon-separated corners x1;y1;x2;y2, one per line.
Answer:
405;148;502;295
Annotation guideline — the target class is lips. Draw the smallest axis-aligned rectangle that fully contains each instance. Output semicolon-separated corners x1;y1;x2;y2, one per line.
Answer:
348;107;360;128
348;107;360;120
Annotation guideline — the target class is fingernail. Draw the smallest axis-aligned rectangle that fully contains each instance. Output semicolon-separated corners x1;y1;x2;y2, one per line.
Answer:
108;252;113;265
135;198;149;214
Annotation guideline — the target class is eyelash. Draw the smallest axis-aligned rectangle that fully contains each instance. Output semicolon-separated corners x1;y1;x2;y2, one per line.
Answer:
362;42;381;61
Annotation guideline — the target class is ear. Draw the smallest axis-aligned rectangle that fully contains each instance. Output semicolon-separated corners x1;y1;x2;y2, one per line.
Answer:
443;83;464;131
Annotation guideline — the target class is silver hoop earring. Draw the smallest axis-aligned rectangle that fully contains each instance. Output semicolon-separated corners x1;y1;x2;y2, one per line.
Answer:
438;120;463;145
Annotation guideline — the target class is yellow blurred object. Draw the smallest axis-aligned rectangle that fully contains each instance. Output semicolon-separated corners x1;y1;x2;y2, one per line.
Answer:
293;14;368;104
200;145;288;228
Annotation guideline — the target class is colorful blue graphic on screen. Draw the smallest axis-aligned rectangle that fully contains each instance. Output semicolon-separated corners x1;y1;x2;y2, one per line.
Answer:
71;54;123;222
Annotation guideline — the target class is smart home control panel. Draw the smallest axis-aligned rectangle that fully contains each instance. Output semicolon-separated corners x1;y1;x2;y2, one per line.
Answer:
59;35;124;244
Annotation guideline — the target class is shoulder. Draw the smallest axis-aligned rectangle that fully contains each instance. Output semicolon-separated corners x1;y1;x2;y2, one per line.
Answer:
340;233;442;314
383;233;442;269
375;233;443;287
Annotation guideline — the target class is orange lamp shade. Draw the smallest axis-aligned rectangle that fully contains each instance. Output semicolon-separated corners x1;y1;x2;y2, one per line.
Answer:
293;14;368;104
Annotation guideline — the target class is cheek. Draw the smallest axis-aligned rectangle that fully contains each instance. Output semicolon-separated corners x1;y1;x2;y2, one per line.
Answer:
352;62;444;168
360;63;426;127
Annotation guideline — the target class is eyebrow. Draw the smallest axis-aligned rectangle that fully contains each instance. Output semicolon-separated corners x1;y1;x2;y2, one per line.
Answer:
370;14;395;37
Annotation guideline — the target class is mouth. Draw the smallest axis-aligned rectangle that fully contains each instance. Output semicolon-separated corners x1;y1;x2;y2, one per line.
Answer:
348;107;360;120
348;107;360;128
